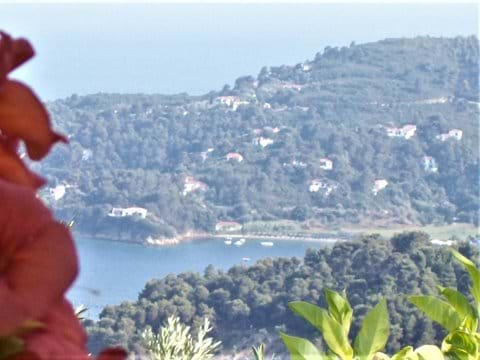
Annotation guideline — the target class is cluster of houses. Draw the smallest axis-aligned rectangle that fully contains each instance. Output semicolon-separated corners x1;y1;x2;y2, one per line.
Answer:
308;180;337;196
436;129;463;141
385;124;417;139
183;176;208;196
108;207;148;219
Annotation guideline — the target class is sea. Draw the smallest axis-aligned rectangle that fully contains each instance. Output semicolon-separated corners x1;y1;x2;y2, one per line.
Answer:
67;235;332;319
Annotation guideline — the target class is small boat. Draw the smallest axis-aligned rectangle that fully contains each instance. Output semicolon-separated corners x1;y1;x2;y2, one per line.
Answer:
224;240;232;245
260;241;274;247
242;257;251;262
239;238;246;244
234;240;244;246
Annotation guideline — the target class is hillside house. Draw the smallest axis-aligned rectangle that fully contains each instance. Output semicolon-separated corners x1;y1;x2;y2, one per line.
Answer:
308;180;337;196
215;96;249;111
253;137;274;148
183;176;208;196
319;158;333;170
422;156;438;173
302;63;312;72
263;102;272;109
436;129;463;141
430;239;454;246
386;124;417;139
281;83;304;91
81;149;92;161
372;179;388;195
49;185;66;201
215;221;243;232
108;207;148;219
226;152;244;162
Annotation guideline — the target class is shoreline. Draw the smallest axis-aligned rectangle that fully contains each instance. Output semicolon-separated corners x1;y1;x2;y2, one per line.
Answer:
74;230;345;246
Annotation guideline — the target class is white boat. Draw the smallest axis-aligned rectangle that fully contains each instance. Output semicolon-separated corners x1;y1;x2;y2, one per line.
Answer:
242;257;251;262
239;238;246;244
260;241;274;247
224;240;232;245
234;240;244;246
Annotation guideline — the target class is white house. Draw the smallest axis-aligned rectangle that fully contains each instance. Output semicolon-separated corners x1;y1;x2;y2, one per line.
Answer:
281;83;304;91
386;124;417;139
302;63;312;72
215;96;249;111
309;180;336;196
183;176;208;196
108;207;148;219
436;129;463;141
226;152;244;162
319;158;333;170
81;149;92;161
253;137;274;148
49;185;66;201
431;239;455;246
422;156;438;173
372;179;388;195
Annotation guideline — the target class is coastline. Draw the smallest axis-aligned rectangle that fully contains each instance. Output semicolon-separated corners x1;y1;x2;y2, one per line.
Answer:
74;229;344;246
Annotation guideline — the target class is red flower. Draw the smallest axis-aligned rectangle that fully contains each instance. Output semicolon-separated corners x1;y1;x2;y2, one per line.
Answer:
0;32;34;82
0;179;88;357
0;31;126;360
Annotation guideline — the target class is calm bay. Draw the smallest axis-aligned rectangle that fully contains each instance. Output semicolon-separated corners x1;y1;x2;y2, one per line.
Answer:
67;235;331;319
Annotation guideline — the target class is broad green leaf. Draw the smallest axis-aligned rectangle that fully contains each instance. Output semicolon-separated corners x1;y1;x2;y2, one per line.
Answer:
0;336;24;360
372;352;391;359
391;346;415;360
414;345;444;360
324;289;353;336
451;250;480;314
438;287;478;331
354;299;390;359
280;332;325;360
408;295;462;332
441;329;479;360
289;301;330;333
289;301;353;359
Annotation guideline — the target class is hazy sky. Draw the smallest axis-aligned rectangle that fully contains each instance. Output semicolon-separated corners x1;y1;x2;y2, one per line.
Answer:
1;3;478;100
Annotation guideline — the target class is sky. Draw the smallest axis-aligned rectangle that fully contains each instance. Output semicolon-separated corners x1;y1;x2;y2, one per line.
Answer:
1;3;478;100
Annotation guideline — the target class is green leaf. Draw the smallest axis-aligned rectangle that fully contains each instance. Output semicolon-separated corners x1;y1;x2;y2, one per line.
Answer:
289;301;329;333
408;295;463;332
391;346;415;360
353;299;390;358
289;301;353;359
0;336;24;360
280;332;325;360
442;329;479;360
438;287;478;331
414;345;444;360
324;289;353;336
451;250;480;315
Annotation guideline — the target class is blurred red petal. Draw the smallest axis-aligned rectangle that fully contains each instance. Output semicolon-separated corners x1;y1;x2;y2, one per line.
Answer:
0;80;67;160
0;180;78;337
0;32;34;81
0;139;45;189
97;347;128;360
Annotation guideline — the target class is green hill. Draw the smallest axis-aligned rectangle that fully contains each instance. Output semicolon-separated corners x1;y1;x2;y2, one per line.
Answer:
41;36;479;242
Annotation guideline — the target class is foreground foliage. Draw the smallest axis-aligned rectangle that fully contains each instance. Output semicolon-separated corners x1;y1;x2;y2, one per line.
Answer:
141;316;221;360
279;249;479;359
85;232;479;356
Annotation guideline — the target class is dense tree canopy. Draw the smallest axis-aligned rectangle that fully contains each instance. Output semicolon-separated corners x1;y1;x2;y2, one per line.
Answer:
83;233;480;357
40;36;479;241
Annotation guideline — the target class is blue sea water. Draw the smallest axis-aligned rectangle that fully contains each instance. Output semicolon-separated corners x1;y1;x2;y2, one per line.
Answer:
67;235;331;319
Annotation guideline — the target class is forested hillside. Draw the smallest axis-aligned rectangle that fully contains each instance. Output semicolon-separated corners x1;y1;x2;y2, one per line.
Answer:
83;233;480;357
40;36;479;241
